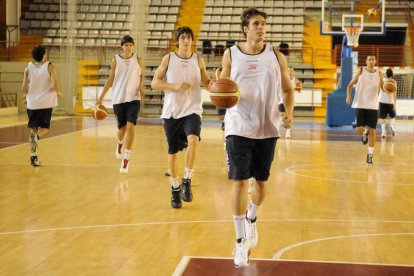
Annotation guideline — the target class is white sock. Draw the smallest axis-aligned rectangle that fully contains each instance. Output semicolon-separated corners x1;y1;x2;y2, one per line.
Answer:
233;215;246;240
390;118;396;129
184;167;193;179
123;149;131;160
368;147;374;155
246;201;259;221
31;152;37;157
171;177;180;189
381;124;386;132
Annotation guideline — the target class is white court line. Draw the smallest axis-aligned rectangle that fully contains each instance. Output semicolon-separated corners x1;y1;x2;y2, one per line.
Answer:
291;169;414;174
2;218;414;236
285;162;414;186
172;256;191;276
273;232;414;260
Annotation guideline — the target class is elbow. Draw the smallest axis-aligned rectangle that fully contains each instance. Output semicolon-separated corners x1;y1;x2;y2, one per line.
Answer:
150;80;157;90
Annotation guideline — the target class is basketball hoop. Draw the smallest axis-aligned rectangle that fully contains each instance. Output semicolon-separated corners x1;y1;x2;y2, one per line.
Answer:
345;26;362;47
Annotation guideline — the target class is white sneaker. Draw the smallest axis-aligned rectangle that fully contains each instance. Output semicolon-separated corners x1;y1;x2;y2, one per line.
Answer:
244;217;258;248
120;158;129;173
233;238;250;267
115;142;123;159
381;131;386;138
285;129;291;139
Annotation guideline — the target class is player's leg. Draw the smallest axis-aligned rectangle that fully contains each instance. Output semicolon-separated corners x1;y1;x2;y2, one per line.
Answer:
355;109;368;145
164;117;184;208
366;109;378;164
181;114;201;202
389;104;397;136
227;135;253;267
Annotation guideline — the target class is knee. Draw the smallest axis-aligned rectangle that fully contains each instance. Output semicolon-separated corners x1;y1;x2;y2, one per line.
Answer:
187;135;199;146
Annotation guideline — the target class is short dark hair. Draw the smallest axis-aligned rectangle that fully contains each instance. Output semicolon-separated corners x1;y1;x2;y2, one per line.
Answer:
386;68;393;78
31;45;46;62
240;8;267;37
279;42;289;56
121;35;134;46
175;26;194;43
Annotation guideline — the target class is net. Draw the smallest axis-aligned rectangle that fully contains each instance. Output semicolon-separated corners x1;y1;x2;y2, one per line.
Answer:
345;26;362;47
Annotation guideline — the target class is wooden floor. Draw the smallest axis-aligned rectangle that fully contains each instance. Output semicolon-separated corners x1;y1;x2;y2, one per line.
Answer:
0;115;413;275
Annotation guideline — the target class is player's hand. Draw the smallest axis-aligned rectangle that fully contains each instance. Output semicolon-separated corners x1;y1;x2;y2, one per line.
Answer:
346;96;351;105
282;113;292;129
56;90;63;97
174;82;190;92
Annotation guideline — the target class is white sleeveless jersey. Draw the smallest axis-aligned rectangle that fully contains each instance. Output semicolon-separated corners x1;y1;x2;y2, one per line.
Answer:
111;53;141;105
352;67;380;110
161;53;202;119
379;77;395;104
225;44;282;139
26;61;58;110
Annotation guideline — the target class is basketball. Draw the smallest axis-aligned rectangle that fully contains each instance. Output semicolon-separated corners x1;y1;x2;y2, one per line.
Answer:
383;81;397;94
209;79;240;109
91;104;108;120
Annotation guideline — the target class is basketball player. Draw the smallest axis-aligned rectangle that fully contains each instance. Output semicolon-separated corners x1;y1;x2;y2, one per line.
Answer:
21;45;62;167
97;35;144;173
219;8;294;267
346;55;384;164
379;68;397;138
151;26;213;209
278;67;301;139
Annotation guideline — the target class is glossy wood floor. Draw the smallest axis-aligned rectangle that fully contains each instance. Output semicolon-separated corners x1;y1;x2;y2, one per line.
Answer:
0;115;413;275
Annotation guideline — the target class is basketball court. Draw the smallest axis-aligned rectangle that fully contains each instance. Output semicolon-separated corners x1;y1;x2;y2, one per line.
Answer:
0;115;413;274
1;0;414;274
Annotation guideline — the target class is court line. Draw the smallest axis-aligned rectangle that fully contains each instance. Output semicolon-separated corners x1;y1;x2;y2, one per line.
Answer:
285;163;414;186
172;256;191;276
2;218;414;236
273;232;414;260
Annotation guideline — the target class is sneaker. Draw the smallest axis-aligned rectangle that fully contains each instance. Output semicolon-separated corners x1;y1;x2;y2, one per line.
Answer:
381;131;386;138
245;216;258;248
361;131;368;145
171;187;182;209
115;142;123;159
180;178;193;202
233;238;250;268
30;155;41;167
119;158;129;173
285;129;291;139
165;169;171;176
366;154;373;165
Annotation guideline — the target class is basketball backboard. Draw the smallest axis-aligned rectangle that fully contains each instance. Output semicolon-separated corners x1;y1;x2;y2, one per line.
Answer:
321;0;385;36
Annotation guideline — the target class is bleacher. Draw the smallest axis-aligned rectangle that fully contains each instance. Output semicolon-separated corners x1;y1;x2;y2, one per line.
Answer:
198;0;305;51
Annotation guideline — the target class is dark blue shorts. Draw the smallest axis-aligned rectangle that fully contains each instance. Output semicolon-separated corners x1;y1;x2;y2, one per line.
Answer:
355;108;378;129
378;103;396;119
27;108;53;129
163;113;201;154
113;100;140;129
226;135;277;181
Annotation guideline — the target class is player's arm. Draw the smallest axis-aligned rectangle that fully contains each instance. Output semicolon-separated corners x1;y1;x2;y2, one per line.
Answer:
151;54;190;92
276;50;294;127
97;58;116;104
219;49;231;79
198;55;214;91
138;57;144;99
346;68;362;105
21;67;29;103
379;71;385;94
21;67;29;94
48;63;62;96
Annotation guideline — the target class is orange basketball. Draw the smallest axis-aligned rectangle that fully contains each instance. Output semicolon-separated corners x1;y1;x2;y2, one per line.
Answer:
92;104;108;120
383;81;397;94
209;79;240;109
